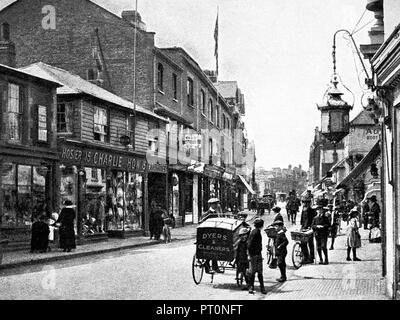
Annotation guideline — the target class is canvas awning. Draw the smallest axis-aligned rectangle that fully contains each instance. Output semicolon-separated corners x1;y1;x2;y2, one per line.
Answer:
237;174;256;195
337;141;381;189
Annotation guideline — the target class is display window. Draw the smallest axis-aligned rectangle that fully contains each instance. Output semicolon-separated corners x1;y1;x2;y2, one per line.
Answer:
1;163;48;227
106;171;143;231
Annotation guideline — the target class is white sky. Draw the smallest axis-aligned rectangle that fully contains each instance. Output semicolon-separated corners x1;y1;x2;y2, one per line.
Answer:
2;0;374;171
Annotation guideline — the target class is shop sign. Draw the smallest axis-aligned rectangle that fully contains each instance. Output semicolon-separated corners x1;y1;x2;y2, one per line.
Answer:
204;165;223;179
222;172;233;181
60;145;146;173
196;227;233;261
148;163;168;173
184;134;202;149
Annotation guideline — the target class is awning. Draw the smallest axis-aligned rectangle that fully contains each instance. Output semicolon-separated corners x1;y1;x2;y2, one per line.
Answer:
337;141;381;189
237;174;256;195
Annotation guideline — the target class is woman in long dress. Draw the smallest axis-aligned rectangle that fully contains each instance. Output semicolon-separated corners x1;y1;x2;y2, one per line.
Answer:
346;209;361;261
57;200;76;252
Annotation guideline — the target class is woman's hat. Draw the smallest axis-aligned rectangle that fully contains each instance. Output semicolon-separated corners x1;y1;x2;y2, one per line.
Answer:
64;200;73;206
368;195;377;202
272;206;281;213
208;198;220;204
239;227;250;236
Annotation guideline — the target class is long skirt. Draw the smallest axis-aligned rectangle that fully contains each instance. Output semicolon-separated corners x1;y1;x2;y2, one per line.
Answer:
346;229;361;248
59;224;76;249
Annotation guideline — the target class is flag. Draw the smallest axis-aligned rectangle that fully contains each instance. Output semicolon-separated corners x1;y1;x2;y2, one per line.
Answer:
214;10;219;76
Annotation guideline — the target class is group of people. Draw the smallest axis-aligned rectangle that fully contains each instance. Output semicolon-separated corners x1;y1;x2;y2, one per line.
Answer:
232;206;289;295
149;201;175;243
30;200;76;253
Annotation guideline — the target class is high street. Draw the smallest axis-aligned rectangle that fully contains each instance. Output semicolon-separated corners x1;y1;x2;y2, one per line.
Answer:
0;205;387;300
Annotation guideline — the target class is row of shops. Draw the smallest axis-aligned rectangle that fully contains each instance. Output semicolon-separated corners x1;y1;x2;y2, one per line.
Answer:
0;139;252;245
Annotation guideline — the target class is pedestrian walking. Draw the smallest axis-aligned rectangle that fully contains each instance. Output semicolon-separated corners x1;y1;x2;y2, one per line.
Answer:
234;227;250;289
152;204;165;241
361;200;370;230
327;204;340;250
272;206;284;224
30;215;50;253
311;205;330;265
346;208;362;261
300;200;316;264
272;220;288;282
162;211;175;243
247;218;266;294
203;198;223;273
57;200;76;253
286;191;300;225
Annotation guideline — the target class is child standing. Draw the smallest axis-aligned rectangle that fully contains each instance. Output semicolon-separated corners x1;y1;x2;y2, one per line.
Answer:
162;212;175;243
234;227;250;289
272;220;288;282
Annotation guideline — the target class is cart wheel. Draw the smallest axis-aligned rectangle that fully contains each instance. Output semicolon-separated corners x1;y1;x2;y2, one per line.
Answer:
192;254;204;285
292;242;303;269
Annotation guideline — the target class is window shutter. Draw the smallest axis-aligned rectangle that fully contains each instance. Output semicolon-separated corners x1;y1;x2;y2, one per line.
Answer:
31;104;38;142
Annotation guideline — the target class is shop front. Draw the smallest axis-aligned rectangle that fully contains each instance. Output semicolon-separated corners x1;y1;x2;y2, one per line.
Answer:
168;164;190;227
58;141;147;241
0;150;58;247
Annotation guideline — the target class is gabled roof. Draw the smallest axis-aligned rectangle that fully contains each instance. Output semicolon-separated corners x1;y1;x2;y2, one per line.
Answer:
20;62;168;122
350;109;376;126
214;81;238;99
0;63;60;87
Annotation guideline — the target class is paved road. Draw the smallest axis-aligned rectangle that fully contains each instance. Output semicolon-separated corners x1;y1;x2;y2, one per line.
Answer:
0;204;387;300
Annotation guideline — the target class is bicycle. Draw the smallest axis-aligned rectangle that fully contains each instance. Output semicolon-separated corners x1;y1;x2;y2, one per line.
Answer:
264;225;277;265
290;229;314;269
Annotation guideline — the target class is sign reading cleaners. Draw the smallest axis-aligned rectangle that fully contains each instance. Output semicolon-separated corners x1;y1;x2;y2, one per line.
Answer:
196;227;234;261
60;145;146;173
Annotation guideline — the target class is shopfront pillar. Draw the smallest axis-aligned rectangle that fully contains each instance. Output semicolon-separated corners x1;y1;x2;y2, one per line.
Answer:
143;173;149;236
193;175;199;223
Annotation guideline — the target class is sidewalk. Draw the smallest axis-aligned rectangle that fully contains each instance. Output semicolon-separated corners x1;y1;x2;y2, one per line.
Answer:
262;216;388;300
0;211;258;271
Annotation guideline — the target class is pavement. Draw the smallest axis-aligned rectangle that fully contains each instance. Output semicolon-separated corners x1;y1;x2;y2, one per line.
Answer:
0;211;258;271
257;209;388;300
0;207;389;300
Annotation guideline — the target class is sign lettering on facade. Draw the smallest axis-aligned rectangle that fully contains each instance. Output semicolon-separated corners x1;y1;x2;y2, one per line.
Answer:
59;145;146;172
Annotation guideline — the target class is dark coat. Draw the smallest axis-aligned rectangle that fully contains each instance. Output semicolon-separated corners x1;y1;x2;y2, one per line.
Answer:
274;230;289;256
235;239;249;264
247;228;262;256
370;202;381;223
57;207;76;249
272;213;284;224
31;221;50;252
300;207;316;230
311;214;330;237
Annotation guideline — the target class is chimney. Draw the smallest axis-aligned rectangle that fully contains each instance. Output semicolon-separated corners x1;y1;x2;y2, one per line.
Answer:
360;0;384;59
203;69;217;83
121;10;147;31
0;22;16;67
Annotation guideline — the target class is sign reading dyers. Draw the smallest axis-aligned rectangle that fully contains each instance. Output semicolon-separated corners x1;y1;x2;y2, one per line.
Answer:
196;227;234;261
60;145;146;172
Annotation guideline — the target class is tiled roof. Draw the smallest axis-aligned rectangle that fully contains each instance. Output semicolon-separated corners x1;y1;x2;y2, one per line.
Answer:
214;81;238;98
20;62;168;122
350;109;376;126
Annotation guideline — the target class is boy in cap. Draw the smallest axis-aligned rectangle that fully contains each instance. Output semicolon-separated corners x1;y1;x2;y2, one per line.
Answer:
247;218;266;294
311;205;330;264
234;227;250;289
272;220;288;282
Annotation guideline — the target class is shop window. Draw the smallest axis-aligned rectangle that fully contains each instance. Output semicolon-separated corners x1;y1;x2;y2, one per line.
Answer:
1;163;47;227
107;172;143;231
57;103;73;133
6;83;23;142
91;168;98;182
157;63;164;92
93;107;109;142
187;77;194;106
37;105;48;142
172;73;178;100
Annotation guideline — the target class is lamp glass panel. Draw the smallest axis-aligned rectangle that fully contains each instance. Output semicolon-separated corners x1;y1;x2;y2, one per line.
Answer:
330;111;345;133
321;111;329;134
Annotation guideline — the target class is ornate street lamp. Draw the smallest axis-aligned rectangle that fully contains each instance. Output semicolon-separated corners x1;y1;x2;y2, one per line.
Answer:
316;29;372;163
